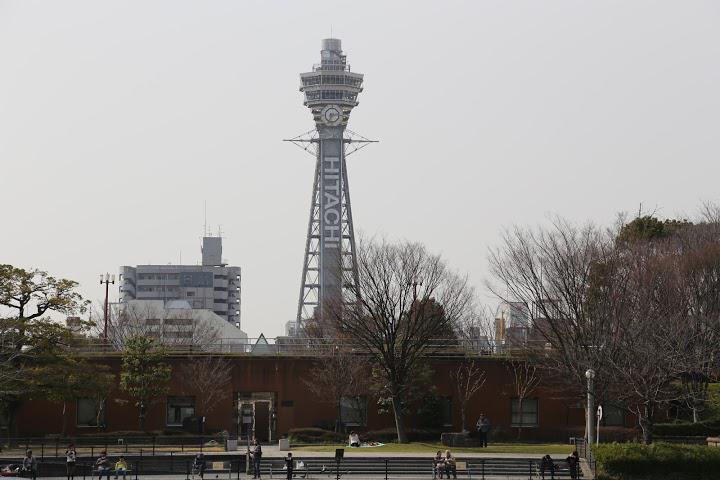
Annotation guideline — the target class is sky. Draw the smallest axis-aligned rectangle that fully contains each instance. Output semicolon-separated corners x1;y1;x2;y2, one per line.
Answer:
1;1;719;338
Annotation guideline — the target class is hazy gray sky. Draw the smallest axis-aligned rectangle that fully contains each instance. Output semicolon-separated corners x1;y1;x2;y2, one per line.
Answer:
2;1;719;338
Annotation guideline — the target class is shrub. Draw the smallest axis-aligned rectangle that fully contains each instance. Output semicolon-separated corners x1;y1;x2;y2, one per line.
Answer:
595;442;720;479
654;420;720;437
364;427;442;443
288;428;345;444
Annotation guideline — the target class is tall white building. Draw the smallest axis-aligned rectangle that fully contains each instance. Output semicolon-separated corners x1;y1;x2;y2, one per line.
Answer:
119;236;241;328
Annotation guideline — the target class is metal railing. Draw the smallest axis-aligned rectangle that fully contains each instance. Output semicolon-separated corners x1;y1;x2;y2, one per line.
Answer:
71;337;503;357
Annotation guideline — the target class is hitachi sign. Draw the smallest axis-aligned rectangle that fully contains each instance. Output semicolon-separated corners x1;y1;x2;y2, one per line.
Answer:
322;156;341;249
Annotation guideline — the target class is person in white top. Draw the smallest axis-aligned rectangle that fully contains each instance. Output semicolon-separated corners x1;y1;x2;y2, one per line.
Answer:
66;444;77;480
348;432;360;447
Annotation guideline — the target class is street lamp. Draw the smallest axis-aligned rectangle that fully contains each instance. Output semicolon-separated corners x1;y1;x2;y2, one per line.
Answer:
100;273;115;341
585;368;596;446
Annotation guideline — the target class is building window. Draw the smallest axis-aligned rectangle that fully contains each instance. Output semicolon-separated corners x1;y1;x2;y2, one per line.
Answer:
167;396;195;427
186;291;195;297
340;395;367;426
77;398;105;427
511;398;539;427
439;396;453;426
602;404;625;427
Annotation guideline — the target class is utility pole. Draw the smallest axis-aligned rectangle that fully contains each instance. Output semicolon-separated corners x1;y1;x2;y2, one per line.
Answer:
100;273;115;340
585;369;596;447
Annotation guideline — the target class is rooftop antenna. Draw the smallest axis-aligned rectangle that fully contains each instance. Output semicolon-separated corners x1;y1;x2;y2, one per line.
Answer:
203;201;207;236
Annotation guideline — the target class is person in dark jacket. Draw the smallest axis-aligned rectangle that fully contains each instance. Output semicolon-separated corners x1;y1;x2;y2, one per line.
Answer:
540;454;555;479
251;440;262;479
191;453;206;480
93;452;111;480
476;414;491;448
284;453;293;480
566;451;580;480
22;450;38;480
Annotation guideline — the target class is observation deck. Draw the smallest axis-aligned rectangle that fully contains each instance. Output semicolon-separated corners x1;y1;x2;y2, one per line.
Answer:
299;38;364;125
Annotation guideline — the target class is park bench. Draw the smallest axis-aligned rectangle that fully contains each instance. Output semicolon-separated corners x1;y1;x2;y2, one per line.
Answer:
532;460;582;479
432;460;470;478
199;461;231;480
91;468;133;479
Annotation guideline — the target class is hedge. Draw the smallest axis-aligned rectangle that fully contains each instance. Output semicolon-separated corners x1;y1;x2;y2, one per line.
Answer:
288;428;345;444
595;443;720;479
654;420;720;437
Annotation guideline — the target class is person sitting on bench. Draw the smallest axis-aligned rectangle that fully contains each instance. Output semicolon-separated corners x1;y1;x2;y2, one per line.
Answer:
432;451;445;479
114;457;128;480
348;432;360;448
540;454;555;480
443;450;457;480
94;452;111;480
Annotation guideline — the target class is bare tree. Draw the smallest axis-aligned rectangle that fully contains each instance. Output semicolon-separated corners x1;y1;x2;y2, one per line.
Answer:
487;218;629;423
302;347;371;432
506;356;541;439
180;356;233;432
451;360;486;432
332;238;475;443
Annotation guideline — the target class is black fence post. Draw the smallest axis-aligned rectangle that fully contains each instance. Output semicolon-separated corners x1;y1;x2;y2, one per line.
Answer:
236;460;240;480
134;461;138;480
529;459;532;479
82;462;86;480
385;458;389;480
481;459;485;480
56;438;59;457
185;460;189;480
170;451;173;472
91;447;94;459
181;440;184;453
152;437;155;456
41;443;44;460
200;436;203;453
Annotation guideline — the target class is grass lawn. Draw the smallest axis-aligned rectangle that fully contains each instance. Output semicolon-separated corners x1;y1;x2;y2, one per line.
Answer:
293;442;572;455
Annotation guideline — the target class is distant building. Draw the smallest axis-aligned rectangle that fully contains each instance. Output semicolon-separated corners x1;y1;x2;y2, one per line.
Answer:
119;236;241;328
109;299;247;349
494;301;530;351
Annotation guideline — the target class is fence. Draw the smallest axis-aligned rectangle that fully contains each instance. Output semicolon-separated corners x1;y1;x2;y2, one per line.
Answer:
573;437;597;479
0;455;584;479
0;436;228;459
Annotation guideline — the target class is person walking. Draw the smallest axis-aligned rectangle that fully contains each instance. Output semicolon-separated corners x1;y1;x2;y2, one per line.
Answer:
284;452;293;480
191;453;206;480
22;450;38;480
65;444;77;480
476;414;491;448
566;451;580;480
251;440;263;479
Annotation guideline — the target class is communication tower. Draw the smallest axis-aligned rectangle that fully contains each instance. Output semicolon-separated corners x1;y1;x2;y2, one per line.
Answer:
286;38;375;331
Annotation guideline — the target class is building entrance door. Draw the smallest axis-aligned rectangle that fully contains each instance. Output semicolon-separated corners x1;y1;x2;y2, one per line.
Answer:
254;401;270;442
237;393;275;443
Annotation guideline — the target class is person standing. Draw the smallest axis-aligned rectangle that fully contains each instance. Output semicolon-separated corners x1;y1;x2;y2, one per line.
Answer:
566;451;580;480
65;444;77;480
476;414;491;448
251;440;263;479
22;450;38;480
284;452;293;480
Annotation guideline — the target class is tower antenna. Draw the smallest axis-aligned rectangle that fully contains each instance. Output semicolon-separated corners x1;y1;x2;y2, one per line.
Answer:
204;201;207;237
